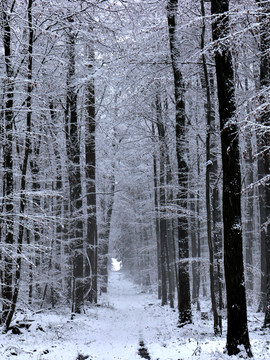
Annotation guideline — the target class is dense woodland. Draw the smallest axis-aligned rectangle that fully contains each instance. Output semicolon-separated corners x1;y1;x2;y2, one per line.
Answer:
0;0;270;357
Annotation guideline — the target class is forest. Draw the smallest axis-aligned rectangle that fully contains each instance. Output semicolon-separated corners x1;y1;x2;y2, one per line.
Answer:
0;0;270;359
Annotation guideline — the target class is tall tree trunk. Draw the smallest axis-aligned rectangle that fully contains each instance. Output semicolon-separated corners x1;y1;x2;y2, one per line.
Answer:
243;79;255;297
29;137;41;305
85;45;97;303
167;0;192;326
191;108;202;311
166;154;175;309
166;217;175;308
152;123;162;299
209;72;224;317
4;0;34;330
1;0;15;326
65;21;84;313
156;93;168;306
190;192;200;310
256;0;270;327
99;173;115;294
211;0;252;356
201;0;221;336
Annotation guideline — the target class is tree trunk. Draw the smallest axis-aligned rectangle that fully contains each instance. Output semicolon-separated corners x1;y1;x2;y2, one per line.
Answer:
29;137;41;305
167;0;192;326
156;93;168;306
256;0;270;327
211;0;252;356
65;21;84;313
191;106;202;311
1;0;15;326
201;0;221;336
99;173;115;293
166;217;175;308
152;125;162;299
190;192;200;309
166;155;175;309
243;78;255;296
4;0;34;330
85;45;97;303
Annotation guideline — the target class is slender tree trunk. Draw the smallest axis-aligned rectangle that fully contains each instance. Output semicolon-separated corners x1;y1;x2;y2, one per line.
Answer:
156;94;168;306
244;147;254;296
166;217;175;308
29;137;41;305
4;0;34;330
166;155;175;309
99;174;115;293
255;0;270;327
65;22;84;313
201;0;221;336
167;0;192;326
191;111;202;311
85;45;97;303
190;192;199;309
27;229;33;305
1;0;15;326
209;71;224;316
152;124;162;299
243;79;255;296
192;128;202;311
212;184;223;315
211;0;252;355
165;215;174;308
163;98;175;308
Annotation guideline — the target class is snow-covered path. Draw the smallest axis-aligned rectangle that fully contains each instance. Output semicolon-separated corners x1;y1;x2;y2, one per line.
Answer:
78;271;183;359
0;271;269;359
0;271;182;360
94;271;152;355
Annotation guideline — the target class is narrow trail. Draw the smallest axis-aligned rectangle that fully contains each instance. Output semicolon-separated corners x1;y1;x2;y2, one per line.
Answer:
74;270;182;359
0;271;182;360
91;271;160;359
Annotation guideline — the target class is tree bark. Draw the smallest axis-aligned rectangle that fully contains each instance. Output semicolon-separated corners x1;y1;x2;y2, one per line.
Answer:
167;0;192;326
4;0;34;330
85;45;97;303
255;0;270;326
211;0;252;355
65;20;84;313
1;0;15;326
156;93;168;306
190;192;200;310
201;0;221;336
243;78;255;296
99;170;115;294
152;123;162;299
166;153;175;309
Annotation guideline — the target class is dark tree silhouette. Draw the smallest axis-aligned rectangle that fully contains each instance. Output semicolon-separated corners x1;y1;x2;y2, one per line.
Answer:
255;0;270;327
211;0;252;356
65;19;84;313
167;0;192;326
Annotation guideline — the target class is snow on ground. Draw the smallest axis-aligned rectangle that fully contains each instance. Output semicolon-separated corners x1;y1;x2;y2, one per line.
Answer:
0;271;269;360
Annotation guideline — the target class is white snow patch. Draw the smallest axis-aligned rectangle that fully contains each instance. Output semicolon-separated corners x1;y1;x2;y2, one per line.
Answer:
0;272;269;359
111;258;122;272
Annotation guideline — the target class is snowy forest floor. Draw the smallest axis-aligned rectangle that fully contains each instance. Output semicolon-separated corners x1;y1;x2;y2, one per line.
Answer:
0;271;269;360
